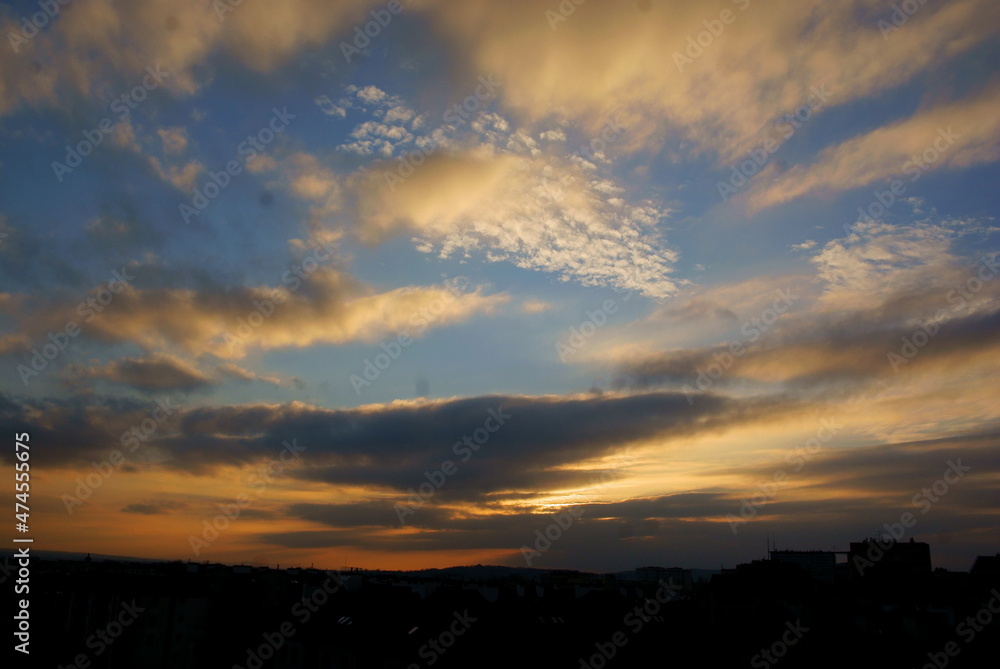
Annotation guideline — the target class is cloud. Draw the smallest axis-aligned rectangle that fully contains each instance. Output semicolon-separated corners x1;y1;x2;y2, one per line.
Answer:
521;299;552;314
812;218;993;310
84;206;164;252
5;0;997;184
721;430;1000;500
1;261;508;360
315;95;348;118
612;220;1000;394
0;393;179;469
257;424;1000;567
562;275;801;367
413;0;999;161
338;120;414;156
614;307;1000;394
216;362;286;387
355;85;389;105
160;392;805;508
269;152;343;234
65;353;213;392
122;500;187;515
345;147;679;298
0;388;802;485
748;85;1000;211
157;126;188;155
104;119;204;192
285;490;737;536
0;0;387;115
149;156;204;192
248;71;681;298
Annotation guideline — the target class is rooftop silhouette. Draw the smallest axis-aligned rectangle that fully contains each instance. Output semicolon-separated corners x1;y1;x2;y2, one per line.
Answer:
15;537;1000;668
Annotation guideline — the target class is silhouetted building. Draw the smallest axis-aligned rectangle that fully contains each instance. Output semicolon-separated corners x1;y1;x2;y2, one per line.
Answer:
18;538;1000;669
971;553;1000;575
769;549;837;583
848;537;931;579
635;566;693;591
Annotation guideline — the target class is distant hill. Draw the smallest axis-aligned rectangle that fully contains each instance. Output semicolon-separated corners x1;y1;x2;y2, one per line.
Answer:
0;549;720;581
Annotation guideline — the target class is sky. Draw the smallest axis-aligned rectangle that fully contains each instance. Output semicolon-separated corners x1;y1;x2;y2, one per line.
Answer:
0;0;998;573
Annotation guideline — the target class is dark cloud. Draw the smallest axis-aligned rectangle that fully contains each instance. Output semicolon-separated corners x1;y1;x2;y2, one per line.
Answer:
121;500;187;515
263;483;998;571
162;390;799;490
0;388;802;491
82;199;165;255
289;492;738;533
651;296;739;325
615;304;1000;391
0;393;180;468
263;425;1000;568
66;354;213;393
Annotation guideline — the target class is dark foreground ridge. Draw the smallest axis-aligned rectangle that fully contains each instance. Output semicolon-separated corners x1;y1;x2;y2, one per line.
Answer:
9;539;1000;668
